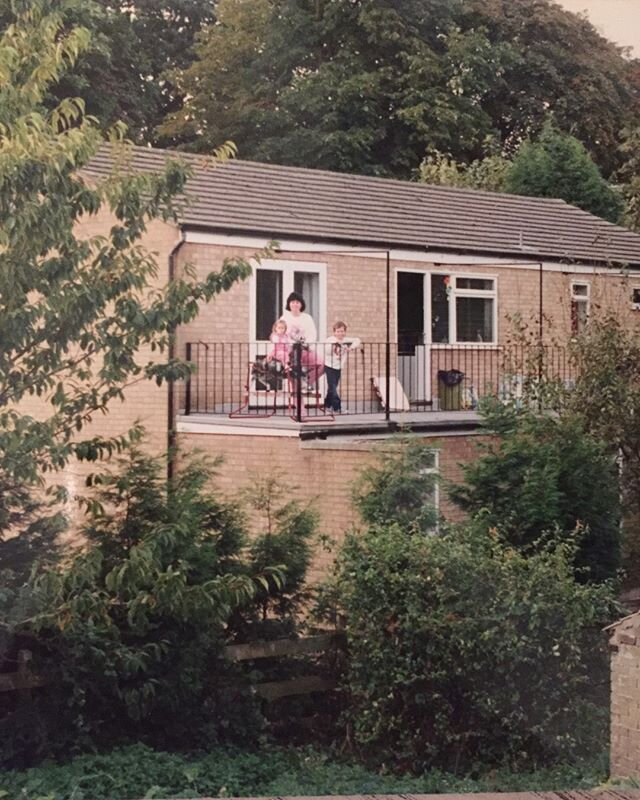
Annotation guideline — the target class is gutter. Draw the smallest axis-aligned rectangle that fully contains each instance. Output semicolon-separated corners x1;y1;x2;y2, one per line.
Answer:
167;229;187;481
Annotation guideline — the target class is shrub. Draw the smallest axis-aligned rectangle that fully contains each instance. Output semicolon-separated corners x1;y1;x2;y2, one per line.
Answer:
450;402;621;583
331;519;616;773
1;451;277;765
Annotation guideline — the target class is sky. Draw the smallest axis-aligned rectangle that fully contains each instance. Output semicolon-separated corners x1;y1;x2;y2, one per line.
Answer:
556;0;640;56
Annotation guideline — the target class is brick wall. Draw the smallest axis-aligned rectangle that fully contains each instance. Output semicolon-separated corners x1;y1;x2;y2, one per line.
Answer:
176;428;490;583
609;613;640;778
175;243;640;348
15;209;180;530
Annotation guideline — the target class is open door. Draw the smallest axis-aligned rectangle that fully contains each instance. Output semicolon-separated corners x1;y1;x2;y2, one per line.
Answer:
396;271;430;403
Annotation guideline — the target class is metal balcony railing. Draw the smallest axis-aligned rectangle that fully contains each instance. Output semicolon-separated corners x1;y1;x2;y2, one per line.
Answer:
182;341;576;421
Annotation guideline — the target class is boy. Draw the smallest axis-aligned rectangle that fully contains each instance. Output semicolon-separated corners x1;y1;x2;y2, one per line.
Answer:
323;321;361;413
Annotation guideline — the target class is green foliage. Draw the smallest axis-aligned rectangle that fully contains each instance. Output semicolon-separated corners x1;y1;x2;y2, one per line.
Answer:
330;519;616;772
353;438;438;534
0;0;216;145
0;0;260;568
504;122;624;222
558;313;640;585
460;0;637;178
240;476;317;636
1;450;273;765
617;126;640;232
0;742;608;800
419;149;510;192
162;0;638;179
449;402;621;583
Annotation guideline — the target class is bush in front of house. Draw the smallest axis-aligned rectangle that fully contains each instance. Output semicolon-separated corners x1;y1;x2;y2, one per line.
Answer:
0;450;318;768
330;518;616;773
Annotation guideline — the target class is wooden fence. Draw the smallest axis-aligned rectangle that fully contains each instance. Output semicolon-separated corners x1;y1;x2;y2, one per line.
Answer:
224;631;344;701
0;633;344;701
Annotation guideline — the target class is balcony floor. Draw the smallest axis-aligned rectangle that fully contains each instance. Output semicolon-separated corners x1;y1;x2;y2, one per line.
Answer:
177;409;484;440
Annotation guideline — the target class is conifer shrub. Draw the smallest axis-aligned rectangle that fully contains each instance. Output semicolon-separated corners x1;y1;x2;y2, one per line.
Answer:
0;451;317;766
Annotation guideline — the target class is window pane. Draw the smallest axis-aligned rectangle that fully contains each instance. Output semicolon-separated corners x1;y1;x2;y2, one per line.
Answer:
571;298;588;334
294;272;320;339
456;296;494;342
456;277;494;291
633;288;640;305
572;283;589;297
431;274;450;343
256;269;282;340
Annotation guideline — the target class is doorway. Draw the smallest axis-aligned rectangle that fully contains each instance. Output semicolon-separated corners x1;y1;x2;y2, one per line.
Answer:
396;271;430;403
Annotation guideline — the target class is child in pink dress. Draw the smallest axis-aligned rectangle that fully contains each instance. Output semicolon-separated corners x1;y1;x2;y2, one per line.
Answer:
266;319;291;367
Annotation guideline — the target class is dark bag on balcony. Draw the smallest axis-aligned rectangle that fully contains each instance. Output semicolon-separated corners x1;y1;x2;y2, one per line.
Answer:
252;359;285;391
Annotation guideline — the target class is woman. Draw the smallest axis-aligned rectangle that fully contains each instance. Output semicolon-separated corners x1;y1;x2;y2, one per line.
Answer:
280;292;324;387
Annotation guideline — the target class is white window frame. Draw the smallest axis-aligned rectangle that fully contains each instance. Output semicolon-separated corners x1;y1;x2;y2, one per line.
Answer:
570;280;590;333
429;272;498;346
631;286;640;311
249;258;327;343
420;449;440;530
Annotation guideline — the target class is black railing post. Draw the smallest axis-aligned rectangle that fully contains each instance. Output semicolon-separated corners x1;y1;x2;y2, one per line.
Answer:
385;251;391;422
185;342;192;416
293;341;303;423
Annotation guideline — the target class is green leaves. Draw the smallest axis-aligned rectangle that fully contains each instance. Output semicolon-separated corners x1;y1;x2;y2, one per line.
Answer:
450;403;621;584
505;122;624;222
0;1;255;567
4;449;275;761
331;519;616;771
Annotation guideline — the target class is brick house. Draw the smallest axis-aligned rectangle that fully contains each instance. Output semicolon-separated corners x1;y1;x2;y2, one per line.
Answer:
77;146;640;577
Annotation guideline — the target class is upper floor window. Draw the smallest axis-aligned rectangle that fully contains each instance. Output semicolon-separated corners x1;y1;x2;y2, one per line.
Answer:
251;260;326;341
570;281;590;334
431;274;497;344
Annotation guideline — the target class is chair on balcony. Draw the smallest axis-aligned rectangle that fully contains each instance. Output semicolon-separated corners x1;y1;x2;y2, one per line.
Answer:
229;354;334;422
228;356;286;418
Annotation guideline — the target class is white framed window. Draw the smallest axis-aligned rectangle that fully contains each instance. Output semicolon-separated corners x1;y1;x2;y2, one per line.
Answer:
632;287;640;311
570;281;590;334
420;449;440;529
250;259;327;342
430;273;497;344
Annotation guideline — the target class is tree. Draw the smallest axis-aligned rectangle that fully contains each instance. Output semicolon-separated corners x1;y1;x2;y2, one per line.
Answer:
1;450;274;764
460;0;639;177
0;0;216;145
353;438;438;535
504;122;624;222
558;313;640;586
449;402;621;584
162;0;639;179
0;0;261;568
240;475;317;636
418;149;510;191
617;126;640;231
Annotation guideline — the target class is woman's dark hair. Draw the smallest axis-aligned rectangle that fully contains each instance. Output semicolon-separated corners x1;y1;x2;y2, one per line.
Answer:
285;291;306;312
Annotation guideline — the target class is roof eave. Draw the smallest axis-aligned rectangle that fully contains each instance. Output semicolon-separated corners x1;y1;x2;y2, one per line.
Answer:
179;222;640;270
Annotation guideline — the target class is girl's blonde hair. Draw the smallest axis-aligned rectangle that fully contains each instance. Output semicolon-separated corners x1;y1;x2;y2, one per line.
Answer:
272;319;287;333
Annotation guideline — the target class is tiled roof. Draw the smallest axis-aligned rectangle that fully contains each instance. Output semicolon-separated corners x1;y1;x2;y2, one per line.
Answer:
83;145;640;267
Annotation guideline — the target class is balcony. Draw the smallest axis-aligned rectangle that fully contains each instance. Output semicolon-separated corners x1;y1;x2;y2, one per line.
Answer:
180;342;574;433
